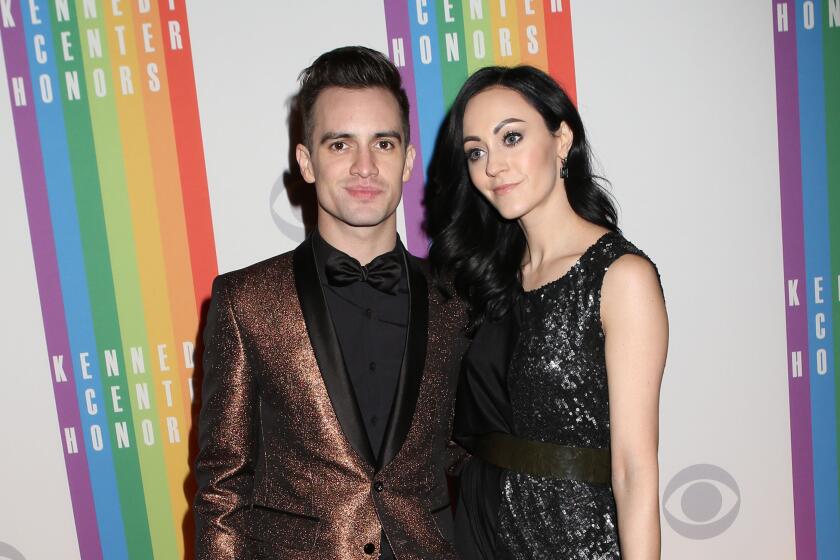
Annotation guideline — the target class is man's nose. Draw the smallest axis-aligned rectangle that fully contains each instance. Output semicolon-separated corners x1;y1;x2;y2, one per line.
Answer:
350;147;379;178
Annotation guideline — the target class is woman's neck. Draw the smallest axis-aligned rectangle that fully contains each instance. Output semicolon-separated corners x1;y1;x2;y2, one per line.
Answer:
519;187;590;268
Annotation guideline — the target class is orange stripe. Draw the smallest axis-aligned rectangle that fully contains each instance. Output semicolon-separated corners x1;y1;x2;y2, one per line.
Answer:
543;0;577;104
132;0;196;429
518;0;549;70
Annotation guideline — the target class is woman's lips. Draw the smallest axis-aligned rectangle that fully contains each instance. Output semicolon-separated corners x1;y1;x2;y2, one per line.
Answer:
492;182;519;195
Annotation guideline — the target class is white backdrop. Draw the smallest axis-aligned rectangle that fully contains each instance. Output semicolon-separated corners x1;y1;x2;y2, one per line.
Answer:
0;1;794;558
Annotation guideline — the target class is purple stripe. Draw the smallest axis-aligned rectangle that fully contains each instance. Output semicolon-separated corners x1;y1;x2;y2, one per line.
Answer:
384;1;427;256
773;1;817;557
0;4;100;558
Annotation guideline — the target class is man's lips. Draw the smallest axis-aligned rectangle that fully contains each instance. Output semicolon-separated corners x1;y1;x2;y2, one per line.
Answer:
345;185;383;199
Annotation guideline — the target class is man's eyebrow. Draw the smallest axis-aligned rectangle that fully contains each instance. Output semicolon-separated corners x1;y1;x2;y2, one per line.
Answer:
320;131;354;144
319;131;404;144
374;130;403;142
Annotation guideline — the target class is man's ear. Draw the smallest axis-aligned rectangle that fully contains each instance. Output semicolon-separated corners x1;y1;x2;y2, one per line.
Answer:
402;144;417;182
296;143;316;184
555;121;574;158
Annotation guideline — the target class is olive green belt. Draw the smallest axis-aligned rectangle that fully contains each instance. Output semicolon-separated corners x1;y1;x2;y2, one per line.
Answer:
471;432;612;486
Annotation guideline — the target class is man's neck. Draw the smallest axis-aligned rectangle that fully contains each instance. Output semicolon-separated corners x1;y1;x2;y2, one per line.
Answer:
318;217;398;266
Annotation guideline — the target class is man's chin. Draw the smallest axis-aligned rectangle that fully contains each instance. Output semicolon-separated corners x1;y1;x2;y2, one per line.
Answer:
337;208;398;229
342;217;390;228
317;202;400;231
320;216;389;231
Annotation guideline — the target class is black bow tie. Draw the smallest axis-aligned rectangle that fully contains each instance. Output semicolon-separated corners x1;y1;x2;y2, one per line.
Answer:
324;250;402;294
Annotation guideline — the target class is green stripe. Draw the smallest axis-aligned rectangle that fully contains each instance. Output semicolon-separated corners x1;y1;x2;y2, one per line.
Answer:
825;0;840;513
437;0;469;107
49;3;155;558
461;0;494;73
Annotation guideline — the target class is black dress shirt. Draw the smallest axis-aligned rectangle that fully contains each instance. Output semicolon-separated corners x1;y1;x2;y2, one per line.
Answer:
314;231;409;459
314;232;408;560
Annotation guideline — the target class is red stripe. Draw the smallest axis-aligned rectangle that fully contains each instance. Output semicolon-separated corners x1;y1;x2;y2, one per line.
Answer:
543;1;577;105
157;0;218;313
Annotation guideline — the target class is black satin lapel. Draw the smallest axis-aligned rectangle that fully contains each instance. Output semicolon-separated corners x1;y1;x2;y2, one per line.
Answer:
293;238;376;465
377;251;428;470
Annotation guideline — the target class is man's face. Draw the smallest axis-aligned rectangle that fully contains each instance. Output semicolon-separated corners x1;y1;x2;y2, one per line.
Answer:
296;87;415;232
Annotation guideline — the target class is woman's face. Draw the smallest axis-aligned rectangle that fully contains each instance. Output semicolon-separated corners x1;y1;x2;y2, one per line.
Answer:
462;87;570;221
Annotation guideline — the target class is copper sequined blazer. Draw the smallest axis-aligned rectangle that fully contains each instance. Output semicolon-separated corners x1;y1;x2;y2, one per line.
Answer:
194;236;468;560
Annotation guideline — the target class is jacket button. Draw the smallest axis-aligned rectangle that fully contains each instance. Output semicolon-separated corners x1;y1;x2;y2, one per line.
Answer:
374;481;384;492
364;542;376;554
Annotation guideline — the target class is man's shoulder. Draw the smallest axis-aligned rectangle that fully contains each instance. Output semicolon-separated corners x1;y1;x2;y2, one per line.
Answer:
214;249;296;295
405;254;441;296
405;252;431;276
406;253;458;293
406;253;465;316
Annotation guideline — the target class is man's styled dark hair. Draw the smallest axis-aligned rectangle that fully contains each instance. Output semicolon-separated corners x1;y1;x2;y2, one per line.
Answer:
297;46;411;148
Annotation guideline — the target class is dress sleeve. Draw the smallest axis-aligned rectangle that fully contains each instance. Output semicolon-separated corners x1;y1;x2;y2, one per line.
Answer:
453;307;519;450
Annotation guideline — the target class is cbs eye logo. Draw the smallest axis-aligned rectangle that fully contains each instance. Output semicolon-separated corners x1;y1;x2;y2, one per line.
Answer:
0;542;25;560
270;176;307;244
662;464;741;539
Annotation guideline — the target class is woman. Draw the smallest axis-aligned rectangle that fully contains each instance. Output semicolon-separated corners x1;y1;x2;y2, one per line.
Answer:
428;66;668;559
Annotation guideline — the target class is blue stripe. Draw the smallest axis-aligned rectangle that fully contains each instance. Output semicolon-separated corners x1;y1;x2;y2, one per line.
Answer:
795;1;840;556
21;1;128;557
407;0;445;174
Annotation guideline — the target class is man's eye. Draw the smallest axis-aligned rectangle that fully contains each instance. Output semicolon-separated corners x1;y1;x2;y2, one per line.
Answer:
503;132;522;146
466;148;484;162
377;140;394;150
331;141;347;151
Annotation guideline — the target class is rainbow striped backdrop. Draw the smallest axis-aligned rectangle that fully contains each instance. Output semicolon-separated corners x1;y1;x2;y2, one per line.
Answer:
6;1;836;558
0;0;216;558
773;1;840;558
383;0;576;254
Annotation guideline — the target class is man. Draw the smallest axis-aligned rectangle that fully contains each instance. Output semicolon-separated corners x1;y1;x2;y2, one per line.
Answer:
194;46;467;560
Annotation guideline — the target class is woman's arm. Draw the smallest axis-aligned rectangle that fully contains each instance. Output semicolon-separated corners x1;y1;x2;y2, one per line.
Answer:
601;254;668;560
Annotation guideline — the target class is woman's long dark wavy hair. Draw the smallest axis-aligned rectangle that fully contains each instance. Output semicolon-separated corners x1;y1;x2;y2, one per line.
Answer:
426;65;618;333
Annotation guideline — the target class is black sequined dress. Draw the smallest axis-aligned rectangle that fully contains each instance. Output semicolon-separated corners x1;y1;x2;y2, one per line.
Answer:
454;232;652;560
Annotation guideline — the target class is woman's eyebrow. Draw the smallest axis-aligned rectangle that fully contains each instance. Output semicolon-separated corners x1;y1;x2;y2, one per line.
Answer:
463;118;526;144
493;117;525;134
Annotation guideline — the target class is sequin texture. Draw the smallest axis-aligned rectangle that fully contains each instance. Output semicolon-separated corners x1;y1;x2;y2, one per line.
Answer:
194;249;469;560
496;233;653;559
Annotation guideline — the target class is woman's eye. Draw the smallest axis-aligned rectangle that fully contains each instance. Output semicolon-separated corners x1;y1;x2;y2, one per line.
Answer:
503;132;522;146
466;148;484;161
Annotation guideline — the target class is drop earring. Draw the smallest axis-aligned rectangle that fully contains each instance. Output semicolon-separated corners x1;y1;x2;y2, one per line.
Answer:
560;156;569;179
